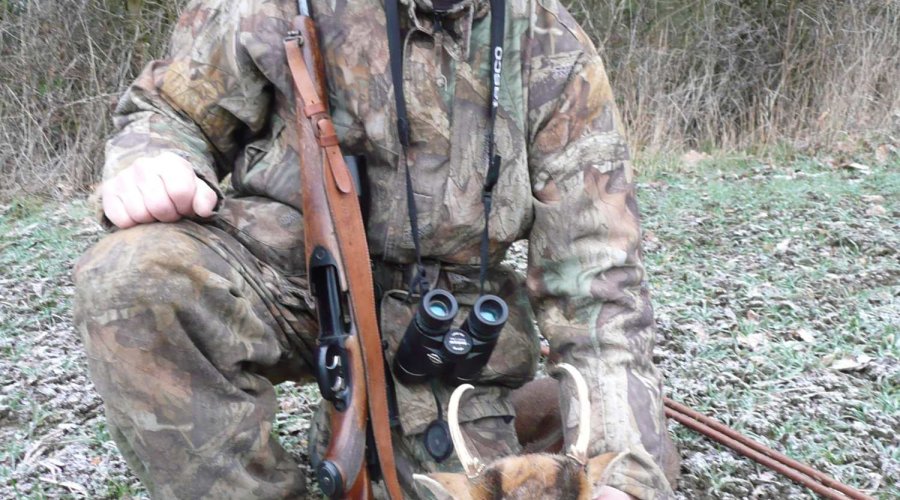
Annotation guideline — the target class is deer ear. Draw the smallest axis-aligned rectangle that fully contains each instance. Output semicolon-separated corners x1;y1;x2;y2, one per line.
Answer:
413;472;473;500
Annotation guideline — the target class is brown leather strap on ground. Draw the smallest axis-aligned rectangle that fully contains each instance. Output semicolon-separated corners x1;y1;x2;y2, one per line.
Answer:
285;18;404;500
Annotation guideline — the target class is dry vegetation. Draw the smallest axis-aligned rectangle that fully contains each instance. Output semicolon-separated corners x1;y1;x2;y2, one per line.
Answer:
0;0;180;198
2;0;899;198
570;0;900;151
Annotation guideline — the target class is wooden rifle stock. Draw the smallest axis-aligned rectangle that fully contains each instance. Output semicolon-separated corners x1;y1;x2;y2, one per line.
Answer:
291;15;370;499
284;12;404;500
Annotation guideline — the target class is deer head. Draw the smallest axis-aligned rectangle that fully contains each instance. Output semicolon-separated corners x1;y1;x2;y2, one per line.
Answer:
413;363;617;500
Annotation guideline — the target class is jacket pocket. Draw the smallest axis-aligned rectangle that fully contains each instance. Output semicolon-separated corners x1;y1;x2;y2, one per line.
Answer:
232;119;286;197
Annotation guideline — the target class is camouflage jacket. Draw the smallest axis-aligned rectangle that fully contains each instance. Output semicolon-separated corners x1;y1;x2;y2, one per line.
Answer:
104;0;673;497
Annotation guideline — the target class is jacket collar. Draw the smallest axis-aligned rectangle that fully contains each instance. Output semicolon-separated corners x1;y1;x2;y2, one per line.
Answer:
404;0;485;15
397;0;490;60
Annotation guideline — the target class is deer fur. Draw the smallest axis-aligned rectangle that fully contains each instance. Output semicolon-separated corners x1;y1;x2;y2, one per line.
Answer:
414;451;618;500
413;363;618;499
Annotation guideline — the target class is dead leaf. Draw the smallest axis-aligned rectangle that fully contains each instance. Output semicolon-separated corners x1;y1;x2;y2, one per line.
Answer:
723;307;738;323
738;333;767;350
38;478;88;497
738;333;766;351
775;238;792;255
746;310;760;321
875;144;892;164
795;328;816;343
866;205;886;217
829;354;872;372
862;195;885;203
830;358;859;371
841;162;872;174
686;323;708;342
756;471;777;483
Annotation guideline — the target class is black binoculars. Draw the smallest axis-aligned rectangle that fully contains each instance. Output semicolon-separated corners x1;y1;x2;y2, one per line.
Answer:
392;289;508;385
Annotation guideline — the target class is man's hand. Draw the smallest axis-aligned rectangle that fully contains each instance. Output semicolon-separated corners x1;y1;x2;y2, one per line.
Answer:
101;152;218;229
595;486;637;500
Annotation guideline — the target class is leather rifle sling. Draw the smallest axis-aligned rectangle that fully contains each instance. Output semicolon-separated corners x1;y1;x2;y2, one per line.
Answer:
284;25;405;500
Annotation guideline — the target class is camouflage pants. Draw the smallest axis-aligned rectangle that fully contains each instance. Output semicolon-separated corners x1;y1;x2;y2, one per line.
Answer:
74;198;521;499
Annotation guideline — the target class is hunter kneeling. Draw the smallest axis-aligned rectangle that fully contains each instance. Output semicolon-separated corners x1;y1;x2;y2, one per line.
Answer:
74;0;678;499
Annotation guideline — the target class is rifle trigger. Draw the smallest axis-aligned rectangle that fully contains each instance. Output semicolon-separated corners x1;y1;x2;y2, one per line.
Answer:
326;354;341;370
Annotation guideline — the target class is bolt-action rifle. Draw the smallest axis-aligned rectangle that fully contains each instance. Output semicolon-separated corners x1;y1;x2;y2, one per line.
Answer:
283;2;403;498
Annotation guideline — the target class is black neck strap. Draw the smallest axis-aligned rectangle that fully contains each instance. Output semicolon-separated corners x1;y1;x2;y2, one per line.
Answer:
385;0;505;295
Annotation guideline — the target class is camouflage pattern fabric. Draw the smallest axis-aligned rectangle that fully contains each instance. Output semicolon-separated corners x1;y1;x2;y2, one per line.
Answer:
74;199;315;499
87;0;677;497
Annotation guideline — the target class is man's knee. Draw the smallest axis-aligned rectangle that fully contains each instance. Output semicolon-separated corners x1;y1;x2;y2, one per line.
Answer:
73;222;224;366
74;220;298;384
75;222;216;307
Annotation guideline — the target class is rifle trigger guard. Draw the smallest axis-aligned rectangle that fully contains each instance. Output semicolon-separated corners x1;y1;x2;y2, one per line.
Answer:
316;341;351;412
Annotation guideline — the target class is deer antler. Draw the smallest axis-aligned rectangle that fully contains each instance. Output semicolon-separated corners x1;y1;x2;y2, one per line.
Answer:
552;363;591;465
448;383;484;478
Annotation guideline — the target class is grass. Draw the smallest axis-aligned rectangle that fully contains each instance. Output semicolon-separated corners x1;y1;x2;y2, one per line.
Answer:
0;199;146;499
642;154;899;498
0;153;896;498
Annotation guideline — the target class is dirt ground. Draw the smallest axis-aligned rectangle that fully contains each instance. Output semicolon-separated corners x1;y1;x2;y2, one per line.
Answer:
0;156;896;498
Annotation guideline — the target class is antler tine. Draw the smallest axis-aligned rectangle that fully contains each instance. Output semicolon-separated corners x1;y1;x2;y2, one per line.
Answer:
552;363;591;465
448;383;483;478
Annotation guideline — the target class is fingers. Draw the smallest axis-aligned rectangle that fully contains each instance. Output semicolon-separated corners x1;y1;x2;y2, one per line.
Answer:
156;155;200;217
114;170;155;225
133;165;180;222
593;486;637;500
100;153;218;229
152;152;219;217
193;179;218;218
101;182;137;229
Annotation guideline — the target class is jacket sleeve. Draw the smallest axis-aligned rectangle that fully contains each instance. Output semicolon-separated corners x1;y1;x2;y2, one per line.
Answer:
525;6;673;500
104;0;275;197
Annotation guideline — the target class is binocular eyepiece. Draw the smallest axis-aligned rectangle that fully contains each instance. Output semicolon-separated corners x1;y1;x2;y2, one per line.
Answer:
393;289;508;386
